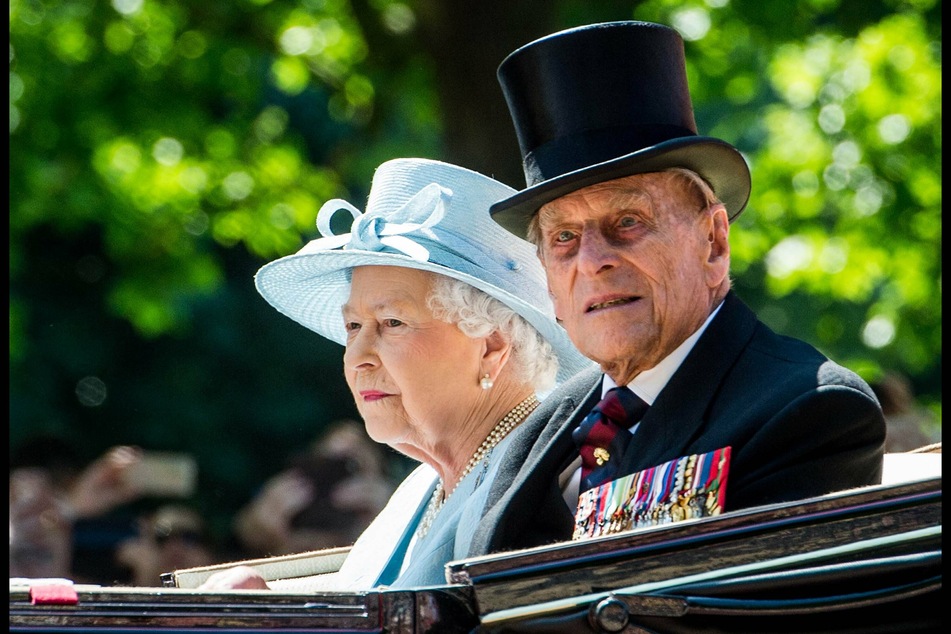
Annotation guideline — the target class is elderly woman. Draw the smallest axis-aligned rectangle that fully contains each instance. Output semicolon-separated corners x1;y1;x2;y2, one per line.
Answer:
200;158;590;590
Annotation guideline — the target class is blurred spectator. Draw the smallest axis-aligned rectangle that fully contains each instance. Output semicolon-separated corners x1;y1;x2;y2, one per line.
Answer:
232;420;398;557
10;465;74;579
10;439;147;581
10;437;200;584
871;372;941;453
115;504;217;586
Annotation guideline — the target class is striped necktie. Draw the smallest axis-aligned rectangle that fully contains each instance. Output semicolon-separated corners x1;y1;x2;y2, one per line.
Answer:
572;387;649;492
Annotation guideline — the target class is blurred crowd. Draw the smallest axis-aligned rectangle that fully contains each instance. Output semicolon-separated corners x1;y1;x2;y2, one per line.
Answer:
10;420;398;586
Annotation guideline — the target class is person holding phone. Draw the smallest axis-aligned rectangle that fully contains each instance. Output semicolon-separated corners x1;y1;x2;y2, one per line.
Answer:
10;440;185;582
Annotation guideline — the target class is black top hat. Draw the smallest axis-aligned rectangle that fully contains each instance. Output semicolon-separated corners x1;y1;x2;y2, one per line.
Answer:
490;21;751;237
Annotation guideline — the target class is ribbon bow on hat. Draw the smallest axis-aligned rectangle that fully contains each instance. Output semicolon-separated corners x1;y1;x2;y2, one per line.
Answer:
301;183;451;262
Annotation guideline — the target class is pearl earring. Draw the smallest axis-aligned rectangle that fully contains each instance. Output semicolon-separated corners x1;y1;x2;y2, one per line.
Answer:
480;374;494;390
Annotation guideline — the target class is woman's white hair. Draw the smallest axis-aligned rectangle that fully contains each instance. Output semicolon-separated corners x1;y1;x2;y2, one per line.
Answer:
427;274;559;393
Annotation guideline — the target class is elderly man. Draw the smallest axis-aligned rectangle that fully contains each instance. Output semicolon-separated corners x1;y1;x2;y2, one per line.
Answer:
472;21;885;553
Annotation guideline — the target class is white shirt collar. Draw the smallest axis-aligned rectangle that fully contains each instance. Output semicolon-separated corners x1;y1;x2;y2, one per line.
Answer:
602;300;724;404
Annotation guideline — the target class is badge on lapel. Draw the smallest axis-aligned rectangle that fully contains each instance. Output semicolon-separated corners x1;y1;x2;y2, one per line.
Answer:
573;446;731;540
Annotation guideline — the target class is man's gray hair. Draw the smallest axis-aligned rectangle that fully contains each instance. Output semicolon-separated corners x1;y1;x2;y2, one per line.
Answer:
428;274;559;393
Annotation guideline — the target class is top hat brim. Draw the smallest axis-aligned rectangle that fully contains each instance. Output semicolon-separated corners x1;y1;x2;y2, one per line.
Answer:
490;136;751;238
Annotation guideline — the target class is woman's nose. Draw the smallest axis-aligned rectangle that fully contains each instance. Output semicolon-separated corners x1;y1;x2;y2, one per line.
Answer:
343;328;379;371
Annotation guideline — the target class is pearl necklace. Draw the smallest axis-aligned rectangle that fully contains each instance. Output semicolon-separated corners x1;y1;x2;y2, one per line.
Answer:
415;394;540;539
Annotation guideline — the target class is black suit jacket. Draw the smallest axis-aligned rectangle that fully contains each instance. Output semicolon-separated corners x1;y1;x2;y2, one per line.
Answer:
470;291;886;555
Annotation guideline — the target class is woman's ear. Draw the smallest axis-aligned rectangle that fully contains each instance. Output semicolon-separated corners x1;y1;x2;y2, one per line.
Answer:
481;330;512;381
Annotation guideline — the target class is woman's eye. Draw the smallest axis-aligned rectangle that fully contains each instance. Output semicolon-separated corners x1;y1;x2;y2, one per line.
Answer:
344;322;360;333
619;216;638;228
382;318;403;328
555;230;576;243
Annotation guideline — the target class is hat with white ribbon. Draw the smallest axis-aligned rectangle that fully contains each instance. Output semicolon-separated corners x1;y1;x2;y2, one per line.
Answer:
254;158;592;383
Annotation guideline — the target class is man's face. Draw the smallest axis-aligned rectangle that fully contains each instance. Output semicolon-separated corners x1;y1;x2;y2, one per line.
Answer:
536;171;730;384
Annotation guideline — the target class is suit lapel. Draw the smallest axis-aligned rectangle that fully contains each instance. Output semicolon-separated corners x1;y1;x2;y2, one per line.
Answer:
481;367;601;553
545;377;603;473
621;292;759;472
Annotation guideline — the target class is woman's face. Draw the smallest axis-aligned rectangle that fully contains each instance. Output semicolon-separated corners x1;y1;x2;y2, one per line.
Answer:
342;266;485;458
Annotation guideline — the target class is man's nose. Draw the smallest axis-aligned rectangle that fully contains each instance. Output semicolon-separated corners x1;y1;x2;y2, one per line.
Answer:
577;229;621;276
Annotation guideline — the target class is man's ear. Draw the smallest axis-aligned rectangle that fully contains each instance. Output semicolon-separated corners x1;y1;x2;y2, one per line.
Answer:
705;205;730;288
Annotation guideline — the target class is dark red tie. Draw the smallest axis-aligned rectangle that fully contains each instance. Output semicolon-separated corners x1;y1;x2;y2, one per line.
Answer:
572;387;649;492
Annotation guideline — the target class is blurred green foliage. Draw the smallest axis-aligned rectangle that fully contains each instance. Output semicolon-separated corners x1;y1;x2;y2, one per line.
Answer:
9;0;941;552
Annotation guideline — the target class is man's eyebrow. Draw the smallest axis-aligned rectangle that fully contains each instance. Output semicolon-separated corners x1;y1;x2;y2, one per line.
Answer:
604;186;653;210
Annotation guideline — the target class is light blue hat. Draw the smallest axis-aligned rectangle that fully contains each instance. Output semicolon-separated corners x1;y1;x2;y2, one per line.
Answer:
254;158;592;383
